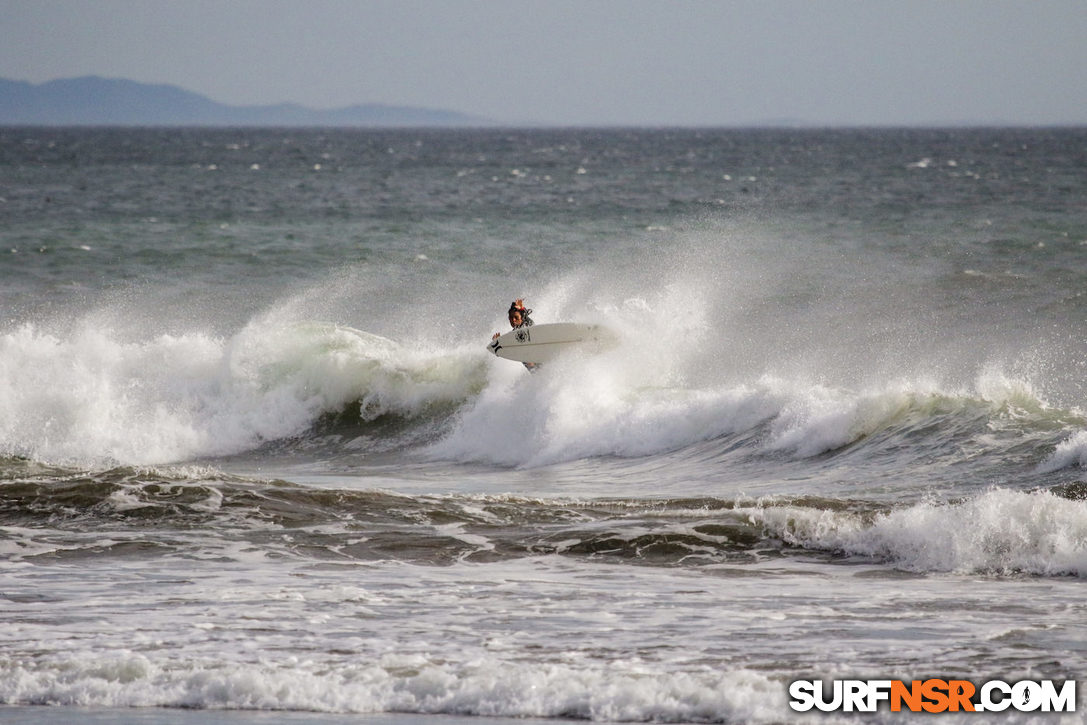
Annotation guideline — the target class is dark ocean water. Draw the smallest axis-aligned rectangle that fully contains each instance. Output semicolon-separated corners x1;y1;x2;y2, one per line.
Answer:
1;127;1085;723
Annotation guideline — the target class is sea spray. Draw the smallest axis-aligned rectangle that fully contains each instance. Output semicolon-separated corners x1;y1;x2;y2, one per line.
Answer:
744;488;1087;576
3;128;1085;724
0;320;484;466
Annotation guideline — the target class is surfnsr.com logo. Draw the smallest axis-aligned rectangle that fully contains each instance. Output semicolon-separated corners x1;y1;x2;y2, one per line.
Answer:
789;679;1077;713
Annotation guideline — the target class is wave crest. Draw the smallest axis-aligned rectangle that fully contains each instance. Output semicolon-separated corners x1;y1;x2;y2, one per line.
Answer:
746;488;1087;576
1038;430;1087;473
0;321;484;466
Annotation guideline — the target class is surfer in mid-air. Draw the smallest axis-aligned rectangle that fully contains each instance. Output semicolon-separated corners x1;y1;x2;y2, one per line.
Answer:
492;299;539;371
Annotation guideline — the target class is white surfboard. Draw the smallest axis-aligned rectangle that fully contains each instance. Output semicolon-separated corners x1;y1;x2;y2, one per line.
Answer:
487;322;618;364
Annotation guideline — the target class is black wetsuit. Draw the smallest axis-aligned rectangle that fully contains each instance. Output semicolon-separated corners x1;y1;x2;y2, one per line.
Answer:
512;310;538;371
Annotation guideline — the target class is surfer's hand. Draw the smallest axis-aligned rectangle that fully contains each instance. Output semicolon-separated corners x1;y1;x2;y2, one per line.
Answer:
492;332;500;340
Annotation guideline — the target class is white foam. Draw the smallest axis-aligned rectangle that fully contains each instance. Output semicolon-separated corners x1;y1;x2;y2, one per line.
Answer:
0;321;484;466
430;365;784;467
1038;429;1087;473
763;379;925;458
0;281;1074;474
432;361;1058;467
428;262;1075;468
0;654;783;722
746;489;1087;576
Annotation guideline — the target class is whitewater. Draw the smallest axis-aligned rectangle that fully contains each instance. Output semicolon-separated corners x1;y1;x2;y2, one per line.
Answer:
1;127;1085;723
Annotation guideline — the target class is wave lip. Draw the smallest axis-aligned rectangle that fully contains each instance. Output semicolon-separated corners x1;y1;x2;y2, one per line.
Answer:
432;362;1085;477
0;321;484;467
1038;429;1087;473
747;488;1087;577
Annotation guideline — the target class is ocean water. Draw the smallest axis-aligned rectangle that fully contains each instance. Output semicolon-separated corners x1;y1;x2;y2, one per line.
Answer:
0;127;1085;724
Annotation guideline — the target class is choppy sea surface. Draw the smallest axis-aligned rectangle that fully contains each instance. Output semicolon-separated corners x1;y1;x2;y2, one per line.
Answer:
1;127;1085;723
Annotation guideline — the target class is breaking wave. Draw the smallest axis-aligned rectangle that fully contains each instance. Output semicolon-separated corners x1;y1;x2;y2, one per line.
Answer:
3;471;1084;576
0;320;484;466
0;291;1082;484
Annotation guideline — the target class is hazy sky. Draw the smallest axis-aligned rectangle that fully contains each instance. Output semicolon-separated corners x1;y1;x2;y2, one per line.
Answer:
2;0;1085;126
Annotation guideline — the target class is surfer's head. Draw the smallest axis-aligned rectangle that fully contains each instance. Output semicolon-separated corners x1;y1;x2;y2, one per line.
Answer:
508;300;525;326
508;299;531;327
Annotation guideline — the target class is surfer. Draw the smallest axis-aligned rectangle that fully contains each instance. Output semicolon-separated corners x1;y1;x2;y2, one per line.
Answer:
492;299;539;371
492;299;534;340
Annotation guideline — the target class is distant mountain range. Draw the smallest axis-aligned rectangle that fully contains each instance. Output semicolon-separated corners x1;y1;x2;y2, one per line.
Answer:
0;76;492;127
